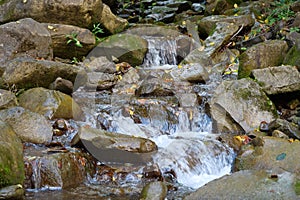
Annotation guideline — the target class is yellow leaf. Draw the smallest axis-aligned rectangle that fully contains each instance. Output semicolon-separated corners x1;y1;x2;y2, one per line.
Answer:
209;42;215;46
264;19;269;24
234;3;238;8
189;111;193;120
234;14;238;16
129;109;134;116
244;35;249;41
182;21;186;25
47;25;54;30
117;75;122;80
178;64;183;69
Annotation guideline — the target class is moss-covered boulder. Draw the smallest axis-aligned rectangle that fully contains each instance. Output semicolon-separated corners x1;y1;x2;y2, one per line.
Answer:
87;34;148;66
283;32;300;67
18;87;83;120
238;40;289;79
2;57;80;90
0;121;24;188
0;107;53;144
210;78;278;133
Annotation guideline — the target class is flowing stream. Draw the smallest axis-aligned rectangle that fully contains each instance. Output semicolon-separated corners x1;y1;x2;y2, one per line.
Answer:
26;35;235;199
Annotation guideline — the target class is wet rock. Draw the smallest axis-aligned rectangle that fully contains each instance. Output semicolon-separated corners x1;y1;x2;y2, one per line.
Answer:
87;34;148;66
84;56;117;74
198;14;255;37
0;89;18;110
0;18;52;64
272;130;289;139
235;136;300;174
251;65;300;95
18;87;83;120
210;78;278;133
100;4;128;34
0;107;53;144
178;63;209;83
182;22;239;69
238;40;289;78
2;57;80;90
0;0;103;29
0;121;24;188
268;119;300;140
136;77;174;97
42;23;96;59
140;181;168;200
49;77;74;96
75;126;157;164
24;149;95;189
85;72;117;91
0;184;24;200
177;93;200;108
185;170;298;200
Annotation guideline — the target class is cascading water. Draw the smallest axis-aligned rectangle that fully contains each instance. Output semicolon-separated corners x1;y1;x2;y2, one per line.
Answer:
142;36;178;67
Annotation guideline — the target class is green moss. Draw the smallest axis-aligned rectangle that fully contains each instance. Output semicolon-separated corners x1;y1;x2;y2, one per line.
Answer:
283;44;300;66
295;180;300;195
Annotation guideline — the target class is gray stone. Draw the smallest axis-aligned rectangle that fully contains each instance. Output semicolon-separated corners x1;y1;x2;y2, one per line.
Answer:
251;65;300;95
0;18;52;64
0;107;53;144
210;78;278;133
185;170;298;200
140;181;168;200
238;40;289;78
178;63;209;83
75;126;157;164
84;56;117;74
0;184;24;200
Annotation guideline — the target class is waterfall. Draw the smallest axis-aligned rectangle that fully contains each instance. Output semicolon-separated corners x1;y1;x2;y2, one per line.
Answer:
142;36;178;67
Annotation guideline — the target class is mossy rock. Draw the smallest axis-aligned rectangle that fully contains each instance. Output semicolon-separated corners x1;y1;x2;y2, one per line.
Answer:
18;87;83;120
0;121;24;188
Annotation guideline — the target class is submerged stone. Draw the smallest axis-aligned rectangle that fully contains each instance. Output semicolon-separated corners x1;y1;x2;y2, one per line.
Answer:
140;181;168;200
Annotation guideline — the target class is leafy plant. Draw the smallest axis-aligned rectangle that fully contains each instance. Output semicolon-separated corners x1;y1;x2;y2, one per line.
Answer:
265;0;296;25
71;57;80;64
92;23;104;42
66;32;83;48
290;27;300;33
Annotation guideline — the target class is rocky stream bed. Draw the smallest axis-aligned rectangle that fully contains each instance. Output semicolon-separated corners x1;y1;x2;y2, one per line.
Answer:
0;0;300;199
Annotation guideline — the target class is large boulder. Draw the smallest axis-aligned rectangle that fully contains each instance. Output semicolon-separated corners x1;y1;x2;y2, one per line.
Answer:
283;32;300;67
198;14;255;37
0;0;103;29
238;40;289;78
74;126;157;164
251;65;300;95
235;136;300;174
99;4;128;34
18;87;83;120
2;57;80;90
87;34;148;66
42;23;96;59
184;170;299;200
0;18;52;64
210;78;278;133
0;121;24;188
24;150;95;189
0;107;53;144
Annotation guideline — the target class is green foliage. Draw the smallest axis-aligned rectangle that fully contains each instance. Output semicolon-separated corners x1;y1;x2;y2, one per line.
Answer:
71;57;80;64
66;32;83;48
290;27;300;33
265;0;296;25
92;23;104;43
